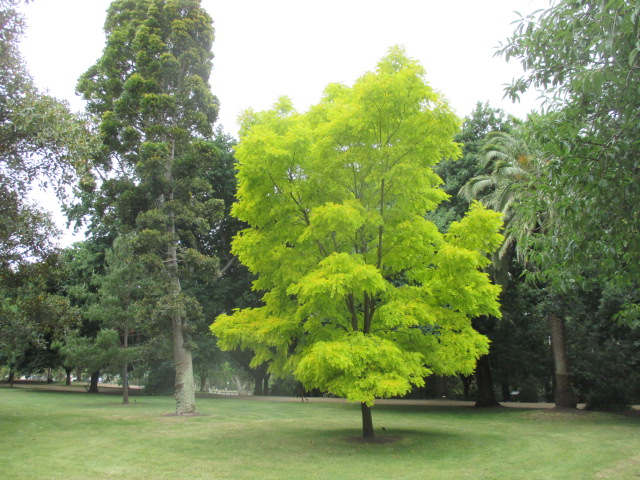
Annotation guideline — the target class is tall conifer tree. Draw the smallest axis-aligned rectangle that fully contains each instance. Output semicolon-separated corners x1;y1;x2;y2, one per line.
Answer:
77;0;221;414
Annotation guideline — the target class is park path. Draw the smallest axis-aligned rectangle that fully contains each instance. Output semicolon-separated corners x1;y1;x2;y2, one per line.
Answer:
10;381;640;411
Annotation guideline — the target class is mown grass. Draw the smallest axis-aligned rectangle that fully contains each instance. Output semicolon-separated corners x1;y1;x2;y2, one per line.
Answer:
0;387;638;479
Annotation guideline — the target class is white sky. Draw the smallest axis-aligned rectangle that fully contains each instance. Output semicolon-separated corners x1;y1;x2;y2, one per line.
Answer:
18;0;548;245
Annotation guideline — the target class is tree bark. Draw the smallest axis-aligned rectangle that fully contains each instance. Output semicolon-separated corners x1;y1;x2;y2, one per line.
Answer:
172;305;196;414
199;369;207;393
8;370;14;388
88;371;100;393
500;374;511;402
254;376;261;396
460;375;472;400
360;403;374;438
122;328;129;405
549;315;577;408
165;140;196;415
474;355;501;407
64;367;72;386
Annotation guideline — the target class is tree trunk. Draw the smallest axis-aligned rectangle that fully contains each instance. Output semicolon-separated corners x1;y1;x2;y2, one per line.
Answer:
199;369;207;393
434;375;449;398
88;371;100;393
165;140;196;415
65;367;72;386
122;329;129;405
47;367;53;384
263;373;270;396
8;369;14;388
500;374;511;402
254;375;263;396
474;355;501;407
460;375;472;400
360;403;374;438
172;309;196;414
549;315;577;408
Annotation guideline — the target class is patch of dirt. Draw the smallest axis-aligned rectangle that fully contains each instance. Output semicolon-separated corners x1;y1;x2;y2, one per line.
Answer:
162;412;209;417
345;435;402;444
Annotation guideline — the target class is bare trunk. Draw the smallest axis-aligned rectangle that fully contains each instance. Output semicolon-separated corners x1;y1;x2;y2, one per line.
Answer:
434;375;449;398
64;367;72;386
8;370;14;388
360;403;374;438
199;369;207;393
460;375;473;400
122;328;129;405
549;315;576;408
88;371;100;393
168;244;196;414
254;375;263;396
474;355;501;407
164;139;196;415
253;365;270;396
173;324;196;413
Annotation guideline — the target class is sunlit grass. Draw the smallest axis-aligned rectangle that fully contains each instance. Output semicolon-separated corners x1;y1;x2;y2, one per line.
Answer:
0;388;638;479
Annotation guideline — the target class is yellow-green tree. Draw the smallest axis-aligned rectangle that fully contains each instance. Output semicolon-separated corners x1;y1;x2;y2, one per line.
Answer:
211;48;503;438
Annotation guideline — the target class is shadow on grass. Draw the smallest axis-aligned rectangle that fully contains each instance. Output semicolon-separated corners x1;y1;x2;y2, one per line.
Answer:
311;426;462;448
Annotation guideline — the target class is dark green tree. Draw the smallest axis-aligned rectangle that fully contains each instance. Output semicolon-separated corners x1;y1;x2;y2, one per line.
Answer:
460;124;578;408
87;233;160;403
432;102;512;231
76;0;222;414
433;103;516;407
188;130;264;394
0;256;80;385
498;0;640;319
0;0;93;269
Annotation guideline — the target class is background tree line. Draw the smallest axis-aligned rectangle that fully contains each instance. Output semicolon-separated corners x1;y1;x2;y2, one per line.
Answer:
1;0;638;433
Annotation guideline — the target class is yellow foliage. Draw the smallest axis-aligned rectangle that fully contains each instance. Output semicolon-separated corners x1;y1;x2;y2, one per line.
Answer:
211;47;503;405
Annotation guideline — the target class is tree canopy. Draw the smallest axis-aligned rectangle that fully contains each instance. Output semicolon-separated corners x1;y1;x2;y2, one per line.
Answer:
498;0;640;305
212;48;504;437
0;0;93;269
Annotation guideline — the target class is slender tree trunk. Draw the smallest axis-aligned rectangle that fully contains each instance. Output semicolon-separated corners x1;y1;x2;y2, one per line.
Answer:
8;369;14;388
434;375;449;398
122;328;129;405
171;282;196;414
360;403;374;438
474;355;501;407
460;375;472;400
65;367;72;386
88;371;100;393
263;373;270;396
500;374;511;402
47;367;53;384
168;246;196;413
164;140;196;415
549;315;577;408
254;374;263;395
199;369;207;393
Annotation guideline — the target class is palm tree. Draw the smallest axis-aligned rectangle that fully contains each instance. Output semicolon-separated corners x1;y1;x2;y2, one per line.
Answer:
460;130;577;409
459;130;540;261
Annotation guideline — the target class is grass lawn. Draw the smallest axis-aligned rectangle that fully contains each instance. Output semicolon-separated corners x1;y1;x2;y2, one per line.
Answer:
0;387;638;480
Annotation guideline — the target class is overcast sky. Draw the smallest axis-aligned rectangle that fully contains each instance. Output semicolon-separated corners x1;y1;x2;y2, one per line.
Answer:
18;0;548;244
